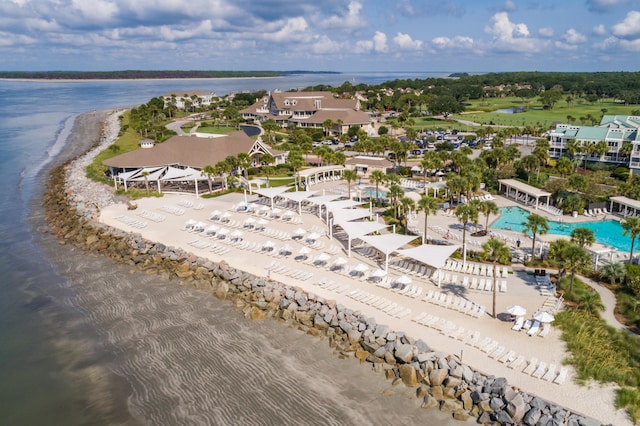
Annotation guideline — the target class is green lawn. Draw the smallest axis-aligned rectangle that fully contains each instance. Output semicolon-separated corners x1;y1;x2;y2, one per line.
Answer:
451;97;639;129
196;126;236;134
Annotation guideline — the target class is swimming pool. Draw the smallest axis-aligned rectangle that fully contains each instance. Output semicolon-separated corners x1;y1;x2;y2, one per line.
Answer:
490;206;631;252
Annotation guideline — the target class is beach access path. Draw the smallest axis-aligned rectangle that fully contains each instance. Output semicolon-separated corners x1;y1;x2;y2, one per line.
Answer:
100;190;633;426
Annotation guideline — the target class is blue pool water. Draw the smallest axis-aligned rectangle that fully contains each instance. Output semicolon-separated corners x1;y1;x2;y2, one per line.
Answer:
491;206;632;252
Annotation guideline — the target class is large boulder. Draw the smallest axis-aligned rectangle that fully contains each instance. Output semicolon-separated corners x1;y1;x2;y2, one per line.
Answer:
399;364;418;387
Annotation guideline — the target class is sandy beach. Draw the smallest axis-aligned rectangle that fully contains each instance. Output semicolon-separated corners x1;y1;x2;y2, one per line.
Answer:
97;188;631;425
52;108;631;425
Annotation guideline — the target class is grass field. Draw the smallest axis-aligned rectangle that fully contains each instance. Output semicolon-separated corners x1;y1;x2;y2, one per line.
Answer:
449;97;639;129
196;126;236;134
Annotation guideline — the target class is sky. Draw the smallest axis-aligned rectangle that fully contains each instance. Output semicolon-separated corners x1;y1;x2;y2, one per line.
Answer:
1;0;639;73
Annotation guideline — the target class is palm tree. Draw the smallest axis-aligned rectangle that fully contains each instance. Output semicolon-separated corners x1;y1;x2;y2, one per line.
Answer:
555;156;573;177
481;238;511;318
455;203;478;265
577;290;605;315
623;217;640;263
478;200;499;235
342;169;358;199
565;242;591;294
417;195;439;243
236;152;252;183
599;262;626;287
522;213;549;261
215;160;230;190
369;169;386;204
201;164;216;193
322;119;334;137
399;196;416;234
142;170;150;196
549;239;571;280
520;154;539;183
570;227;595;248
387;183;405;220
262;166;275;186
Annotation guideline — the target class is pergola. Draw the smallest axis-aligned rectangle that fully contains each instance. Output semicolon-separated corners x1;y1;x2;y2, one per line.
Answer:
297;165;345;189
278;190;318;214
359;234;419;272
498;179;551;209
609;196;640;217
335;221;388;256
252;186;291;209
396;244;461;287
115;166;208;196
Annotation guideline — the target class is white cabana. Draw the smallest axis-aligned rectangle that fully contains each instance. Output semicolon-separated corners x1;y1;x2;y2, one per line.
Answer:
306;194;343;217
279;190;318;214
332;208;372;227
335;220;388;256
498;179;551;209
395;243;460;287
253;186;291;209
359;234;418;272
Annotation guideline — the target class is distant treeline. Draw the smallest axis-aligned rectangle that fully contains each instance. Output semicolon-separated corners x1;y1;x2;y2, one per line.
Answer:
0;70;336;80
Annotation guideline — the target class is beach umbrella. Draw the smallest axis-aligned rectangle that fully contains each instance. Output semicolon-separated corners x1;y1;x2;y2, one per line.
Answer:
210;210;222;219
244;217;256;224
307;232;321;242
256;218;269;230
506;305;527;317
298;246;311;255
204;224;219;235
314;252;331;265
259;205;270;213
262;240;275;251
534;311;555;323
230;230;243;239
293;228;306;235
216;227;229;238
332;257;348;266
279;244;293;256
369;268;387;277
221;211;232;220
395;275;412;285
353;263;369;272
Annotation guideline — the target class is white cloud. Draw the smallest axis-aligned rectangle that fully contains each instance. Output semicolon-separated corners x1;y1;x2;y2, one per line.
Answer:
263;17;310;42
70;0;119;24
538;27;554;38
431;36;474;51
593;24;606;35
392;32;422;50
619;38;640;51
311;35;342;54
502;0;516;12
484;12;544;53
0;30;36;46
593;35;619;49
612;10;640;37
354;39;373;53
554;41;578;51
373;31;388;53
586;0;630;13
562;28;587;44
323;0;365;30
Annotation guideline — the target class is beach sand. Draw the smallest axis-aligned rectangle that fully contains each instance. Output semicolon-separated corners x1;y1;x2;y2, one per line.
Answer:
100;190;633;426
39;111;466;425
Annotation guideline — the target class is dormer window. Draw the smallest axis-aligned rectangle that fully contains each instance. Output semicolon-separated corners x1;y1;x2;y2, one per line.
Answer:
284;100;290;106
292;100;297;106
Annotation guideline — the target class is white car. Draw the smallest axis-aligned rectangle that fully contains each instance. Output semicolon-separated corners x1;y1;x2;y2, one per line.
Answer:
482;144;492;150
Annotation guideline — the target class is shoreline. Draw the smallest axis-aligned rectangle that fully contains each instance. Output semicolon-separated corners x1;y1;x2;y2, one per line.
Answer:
43;110;631;425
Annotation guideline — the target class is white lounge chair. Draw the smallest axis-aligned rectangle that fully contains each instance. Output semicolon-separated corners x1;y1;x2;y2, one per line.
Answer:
511;317;524;331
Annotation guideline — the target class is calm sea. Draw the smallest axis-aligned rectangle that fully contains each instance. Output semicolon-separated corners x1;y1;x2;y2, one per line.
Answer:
0;72;456;425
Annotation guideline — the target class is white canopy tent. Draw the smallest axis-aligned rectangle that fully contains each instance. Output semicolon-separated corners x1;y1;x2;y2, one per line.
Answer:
306;194;343;217
278;190;318;214
252;186;291;209
336;221;388;256
359;234;418;272
395;243;461;287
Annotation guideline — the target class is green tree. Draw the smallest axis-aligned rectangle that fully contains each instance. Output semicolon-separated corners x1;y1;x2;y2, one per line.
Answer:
399;196;416;234
370;169;386;204
520;154;540;183
577;290;605;316
142;170;150;196
322;118;334;137
236;152;251;182
522;213;549;261
455;203;478;264
555;156;573;177
428;95;464;118
388;183;405;220
481;238;511;318
570;227;595;248
568;174;588;192
565;243;591;294
478;200;499;234
599;262;626;287
539;89;563;109
622;217;640;263
417;195;439;243
201;164;216;193
342;169;358;199
261;119;279;145
549;239;572;280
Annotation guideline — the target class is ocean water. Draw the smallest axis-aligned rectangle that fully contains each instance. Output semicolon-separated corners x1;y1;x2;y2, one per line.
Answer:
0;73;456;425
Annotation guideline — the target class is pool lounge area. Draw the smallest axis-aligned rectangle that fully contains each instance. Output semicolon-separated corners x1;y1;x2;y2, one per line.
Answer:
491;206;631;252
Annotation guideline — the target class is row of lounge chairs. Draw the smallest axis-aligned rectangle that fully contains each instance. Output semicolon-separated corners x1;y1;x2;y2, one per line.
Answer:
137;209;166;222
411;313;568;384
346;289;412;319
511;318;551;337
584;208;608;217
176;199;204;210
264;261;314;280
434;272;507;292
115;215;148;229
159;205;186;216
538;204;562;216
187;239;231;255
389;259;433;278
423;290;486;318
443;260;509;278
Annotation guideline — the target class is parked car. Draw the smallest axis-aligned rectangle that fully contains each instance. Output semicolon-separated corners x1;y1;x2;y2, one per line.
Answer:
344;142;353;148
482;144;493;150
411;149;422;155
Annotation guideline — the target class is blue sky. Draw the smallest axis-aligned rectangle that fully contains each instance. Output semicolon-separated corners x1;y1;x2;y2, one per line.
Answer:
1;0;639;72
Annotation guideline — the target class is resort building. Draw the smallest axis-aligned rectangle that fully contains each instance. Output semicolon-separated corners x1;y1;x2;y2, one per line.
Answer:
344;155;393;176
548;115;640;172
103;131;286;192
240;91;373;136
162;90;218;110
